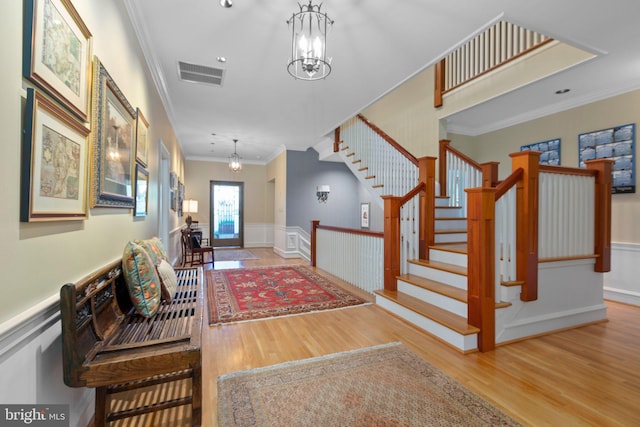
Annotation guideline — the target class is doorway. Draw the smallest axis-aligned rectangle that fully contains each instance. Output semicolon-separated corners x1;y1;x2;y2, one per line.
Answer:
210;181;244;247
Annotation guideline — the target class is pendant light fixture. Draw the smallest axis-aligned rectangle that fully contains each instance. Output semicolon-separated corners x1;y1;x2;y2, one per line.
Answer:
228;139;242;172
286;1;333;80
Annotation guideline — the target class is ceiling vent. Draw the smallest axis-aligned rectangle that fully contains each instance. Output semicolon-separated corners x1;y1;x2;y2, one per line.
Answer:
178;61;225;86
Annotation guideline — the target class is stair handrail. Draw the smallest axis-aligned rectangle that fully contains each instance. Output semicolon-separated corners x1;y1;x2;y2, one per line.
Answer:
337;115;419;200
354;114;419;166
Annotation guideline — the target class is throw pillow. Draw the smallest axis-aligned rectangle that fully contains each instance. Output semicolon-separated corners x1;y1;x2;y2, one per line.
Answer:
156;259;178;302
122;241;162;317
134;237;170;265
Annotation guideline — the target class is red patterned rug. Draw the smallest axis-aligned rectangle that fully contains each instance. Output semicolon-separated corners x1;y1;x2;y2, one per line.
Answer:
207;265;367;325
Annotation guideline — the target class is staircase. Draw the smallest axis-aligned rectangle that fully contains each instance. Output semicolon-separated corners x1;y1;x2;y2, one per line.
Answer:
316;115;611;354
375;196;484;353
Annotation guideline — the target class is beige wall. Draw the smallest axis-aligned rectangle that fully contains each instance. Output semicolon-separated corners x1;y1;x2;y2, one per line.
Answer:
450;89;640;244
361;41;594;160
0;0;184;325
183;160;274;226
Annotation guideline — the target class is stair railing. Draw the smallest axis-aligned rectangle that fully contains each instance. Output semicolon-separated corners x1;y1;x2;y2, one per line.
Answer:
338;115;419;198
310;221;384;294
439;139;482;215
466;152;613;351
383;157;436;290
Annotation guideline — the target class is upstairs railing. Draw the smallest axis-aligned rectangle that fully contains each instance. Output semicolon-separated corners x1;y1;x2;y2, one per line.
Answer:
434;21;553;107
337;115;419;198
466;151;612;351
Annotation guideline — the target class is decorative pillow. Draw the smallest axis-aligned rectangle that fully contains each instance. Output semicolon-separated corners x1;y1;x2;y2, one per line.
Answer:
122;242;162;317
156;259;178;302
134;237;170;265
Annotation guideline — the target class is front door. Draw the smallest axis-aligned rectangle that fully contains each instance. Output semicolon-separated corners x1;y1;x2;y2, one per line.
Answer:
210;181;244;247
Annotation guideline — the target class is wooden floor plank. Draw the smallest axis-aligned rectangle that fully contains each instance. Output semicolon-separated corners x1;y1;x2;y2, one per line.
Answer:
108;248;640;427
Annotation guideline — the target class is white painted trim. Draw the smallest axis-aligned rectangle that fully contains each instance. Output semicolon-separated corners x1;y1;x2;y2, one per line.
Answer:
604;242;640;306
496;304;607;344
0;293;58;344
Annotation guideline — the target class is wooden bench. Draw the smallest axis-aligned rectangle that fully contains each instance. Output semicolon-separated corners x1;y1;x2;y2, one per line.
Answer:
59;258;203;426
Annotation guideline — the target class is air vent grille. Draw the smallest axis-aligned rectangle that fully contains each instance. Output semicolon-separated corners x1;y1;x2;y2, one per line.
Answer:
178;61;225;86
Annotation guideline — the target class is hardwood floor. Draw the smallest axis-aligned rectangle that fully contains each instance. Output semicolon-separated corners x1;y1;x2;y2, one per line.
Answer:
113;248;640;426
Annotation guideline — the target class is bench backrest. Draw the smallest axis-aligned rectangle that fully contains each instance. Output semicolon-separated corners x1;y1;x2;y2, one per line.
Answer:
60;259;129;387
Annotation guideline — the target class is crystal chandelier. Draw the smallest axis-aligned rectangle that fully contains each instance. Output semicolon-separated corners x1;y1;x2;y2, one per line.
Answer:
228;139;242;172
287;1;333;80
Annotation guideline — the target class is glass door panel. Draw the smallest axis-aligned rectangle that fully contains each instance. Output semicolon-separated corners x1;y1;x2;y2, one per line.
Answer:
211;181;243;247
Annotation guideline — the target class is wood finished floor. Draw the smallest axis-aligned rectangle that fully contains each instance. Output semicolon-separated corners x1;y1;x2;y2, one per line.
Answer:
111;248;640;427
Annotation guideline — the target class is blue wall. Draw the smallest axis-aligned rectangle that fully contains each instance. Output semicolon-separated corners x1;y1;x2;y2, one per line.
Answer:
286;149;383;232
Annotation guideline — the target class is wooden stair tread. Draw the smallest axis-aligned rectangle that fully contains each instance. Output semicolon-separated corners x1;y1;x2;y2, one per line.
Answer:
375;290;479;335
434;229;467;235
435;217;468;221
429;243;468;254
372;184;384;188
398;274;467;302
409;259;467;276
358;167;368;172
365;175;376;179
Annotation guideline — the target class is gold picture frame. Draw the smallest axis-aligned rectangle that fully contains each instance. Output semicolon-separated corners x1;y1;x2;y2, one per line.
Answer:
134;164;149;217
23;0;93;122
135;108;149;167
21;88;90;221
90;57;136;208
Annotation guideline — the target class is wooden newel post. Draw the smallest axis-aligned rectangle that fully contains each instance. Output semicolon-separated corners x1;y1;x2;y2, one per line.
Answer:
466;187;496;352
383;196;402;291
586;159;613;272
481;162;500;187
509;151;540;301
333;127;340;153
418;157;437;259
310;220;320;267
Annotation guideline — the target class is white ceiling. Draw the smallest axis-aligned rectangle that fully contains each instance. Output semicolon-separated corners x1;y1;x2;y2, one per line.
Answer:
124;0;640;164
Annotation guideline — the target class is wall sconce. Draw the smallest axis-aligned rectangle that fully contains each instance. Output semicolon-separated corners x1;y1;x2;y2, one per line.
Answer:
316;185;330;203
182;199;198;227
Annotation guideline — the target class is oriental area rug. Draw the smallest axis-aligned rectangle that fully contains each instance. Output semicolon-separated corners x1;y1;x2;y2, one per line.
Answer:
207;265;367;325
217;342;523;427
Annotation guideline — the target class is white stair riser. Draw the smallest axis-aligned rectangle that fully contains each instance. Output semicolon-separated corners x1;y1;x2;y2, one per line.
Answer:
398;281;468;318
435;233;467;243
429;249;467;268
375;295;478;352
435;208;463;218
500;285;522;301
409;263;467;290
435;219;467;231
435;198;450;207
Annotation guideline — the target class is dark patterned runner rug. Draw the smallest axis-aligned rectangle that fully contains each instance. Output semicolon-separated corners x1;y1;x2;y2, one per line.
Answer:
207;265;367;325
217;342;523;426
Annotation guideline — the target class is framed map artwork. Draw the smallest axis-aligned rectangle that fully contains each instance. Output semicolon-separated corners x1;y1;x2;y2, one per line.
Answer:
21;89;90;221
23;0;93;122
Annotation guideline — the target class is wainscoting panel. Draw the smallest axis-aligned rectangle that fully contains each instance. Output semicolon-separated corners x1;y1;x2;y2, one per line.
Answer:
604;242;640;306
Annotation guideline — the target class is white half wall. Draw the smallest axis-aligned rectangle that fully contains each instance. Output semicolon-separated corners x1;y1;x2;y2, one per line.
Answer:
604;242;640;306
496;259;607;344
0;298;93;427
